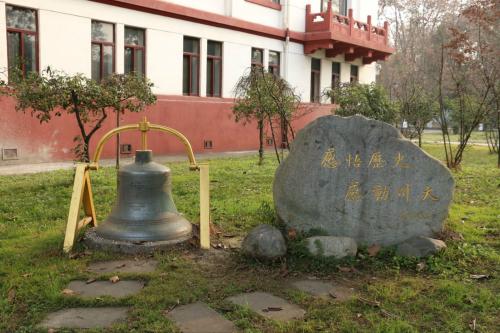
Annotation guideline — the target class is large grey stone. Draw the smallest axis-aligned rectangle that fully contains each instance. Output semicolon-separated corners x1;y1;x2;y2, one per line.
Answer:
87;259;158;274
274;115;454;246
305;236;357;258
226;292;305;321
241;224;287;260
38;307;129;329
396;236;446;257
167;302;237;333
66;280;144;298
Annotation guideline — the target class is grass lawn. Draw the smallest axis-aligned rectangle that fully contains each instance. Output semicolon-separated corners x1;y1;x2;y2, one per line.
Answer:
0;145;499;332
420;131;488;144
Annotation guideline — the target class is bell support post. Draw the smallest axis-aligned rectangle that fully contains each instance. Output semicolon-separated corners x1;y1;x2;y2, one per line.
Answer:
63;117;211;252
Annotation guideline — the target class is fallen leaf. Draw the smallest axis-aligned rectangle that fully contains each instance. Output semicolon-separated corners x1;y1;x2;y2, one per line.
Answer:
380;309;397;318
262;307;283;312
7;288;16;303
163;299;180;315
48;329;56;333
358;297;380;307
86;278;96;284
109;276;120;283
115;263;126;269
470;274;490;280
21;273;32;278
338;266;352;273
329;290;337;299
62;288;77;296
416;262;426;272
356;313;362;318
469;318;476;331
287;228;297;240
367;244;381;257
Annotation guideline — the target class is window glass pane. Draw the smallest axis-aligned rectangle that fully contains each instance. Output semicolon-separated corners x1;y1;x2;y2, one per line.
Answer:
135;49;144;76
351;65;358;77
124;47;133;74
312;58;321;71
6;5;36;31
332;62;341;75
251;48;263;64
207;41;221;57
183;56;189;94
91;44;101;80
23;34;36;73
269;51;279;66
92;21;114;42
7;32;20;70
190;56;199;95
125;27;144;46
183;37;199;54
103;45;113;78
206;58;213;96
214;60;221;97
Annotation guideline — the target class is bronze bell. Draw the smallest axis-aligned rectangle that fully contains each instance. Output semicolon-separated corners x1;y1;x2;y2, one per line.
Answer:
95;150;192;243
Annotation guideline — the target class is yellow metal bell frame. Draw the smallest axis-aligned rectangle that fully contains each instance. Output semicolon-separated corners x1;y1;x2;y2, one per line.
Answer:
63;117;210;253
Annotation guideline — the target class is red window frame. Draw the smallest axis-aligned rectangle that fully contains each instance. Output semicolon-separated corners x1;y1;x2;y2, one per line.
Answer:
124;26;146;76
183;37;200;96
6;5;39;78
251;47;264;70
91;20;115;81
268;51;280;76
207;40;222;97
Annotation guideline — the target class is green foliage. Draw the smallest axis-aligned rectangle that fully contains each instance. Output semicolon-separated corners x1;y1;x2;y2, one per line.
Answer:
327;83;398;123
3;68;156;161
233;69;301;163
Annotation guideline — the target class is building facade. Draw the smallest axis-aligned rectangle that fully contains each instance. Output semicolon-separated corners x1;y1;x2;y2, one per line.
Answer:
0;0;393;164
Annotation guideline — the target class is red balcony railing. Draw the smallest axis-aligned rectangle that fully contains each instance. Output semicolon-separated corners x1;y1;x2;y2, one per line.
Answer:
305;3;394;63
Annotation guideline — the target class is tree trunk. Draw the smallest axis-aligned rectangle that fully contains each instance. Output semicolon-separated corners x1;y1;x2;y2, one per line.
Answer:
258;119;264;165
267;114;280;164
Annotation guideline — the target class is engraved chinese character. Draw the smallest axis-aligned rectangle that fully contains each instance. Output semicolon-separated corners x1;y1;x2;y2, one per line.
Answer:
368;151;386;168
394;152;410;168
346;153;362;168
421;186;439;201
372;185;389;201
345;181;362;201
321;148;340;169
397;183;411;202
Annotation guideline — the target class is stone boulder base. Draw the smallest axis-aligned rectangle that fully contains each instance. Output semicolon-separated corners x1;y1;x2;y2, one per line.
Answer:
396;236;446;257
241;224;287;260
305;236;357;258
274;115;454;246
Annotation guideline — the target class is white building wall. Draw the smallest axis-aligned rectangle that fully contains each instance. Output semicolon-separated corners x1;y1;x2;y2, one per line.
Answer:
0;0;380;101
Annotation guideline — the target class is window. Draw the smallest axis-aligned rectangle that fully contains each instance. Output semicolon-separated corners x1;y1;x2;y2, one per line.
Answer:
268;51;280;76
350;65;358;83
322;0;348;16
206;41;222;97
6;5;38;79
331;62;341;103
183;37;200;96
251;48;263;70
91;21;115;81
124;27;145;76
310;58;321;103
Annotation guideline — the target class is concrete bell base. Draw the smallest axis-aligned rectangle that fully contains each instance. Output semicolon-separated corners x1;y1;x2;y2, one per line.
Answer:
83;227;193;254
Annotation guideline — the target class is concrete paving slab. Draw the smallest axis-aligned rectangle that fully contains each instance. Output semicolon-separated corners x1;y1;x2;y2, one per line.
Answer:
38;307;130;329
167;302;237;333
292;280;355;301
226;291;305;321
66;280;144;298
87;259;158;274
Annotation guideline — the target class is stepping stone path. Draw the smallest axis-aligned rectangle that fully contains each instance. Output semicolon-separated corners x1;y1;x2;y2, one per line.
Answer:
167;302;237;333
39;259;156;330
226;291;306;321
291;279;355;301
39;307;129;329
66;280;144;298
87;259;158;274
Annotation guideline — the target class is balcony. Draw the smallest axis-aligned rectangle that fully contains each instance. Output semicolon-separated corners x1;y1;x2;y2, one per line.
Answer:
305;3;394;64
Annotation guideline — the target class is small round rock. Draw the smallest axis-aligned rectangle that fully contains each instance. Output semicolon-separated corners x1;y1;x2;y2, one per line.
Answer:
241;224;287;260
